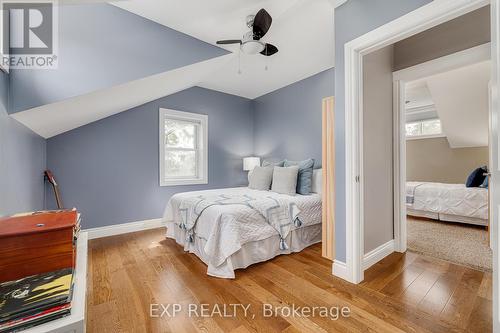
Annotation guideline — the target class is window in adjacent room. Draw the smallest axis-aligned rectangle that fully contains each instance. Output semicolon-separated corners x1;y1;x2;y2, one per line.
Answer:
159;108;208;186
405;118;443;139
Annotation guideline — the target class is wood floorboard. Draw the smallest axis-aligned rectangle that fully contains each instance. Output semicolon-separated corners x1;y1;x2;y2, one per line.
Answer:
417;263;465;317
380;263;425;298
86;228;492;332
440;268;484;328
396;268;441;306
360;251;418;291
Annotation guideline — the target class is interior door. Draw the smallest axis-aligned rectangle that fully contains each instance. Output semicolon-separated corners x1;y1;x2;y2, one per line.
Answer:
489;81;494;248
322;96;335;261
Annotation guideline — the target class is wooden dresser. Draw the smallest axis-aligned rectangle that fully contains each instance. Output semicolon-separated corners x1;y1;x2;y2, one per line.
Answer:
0;210;78;283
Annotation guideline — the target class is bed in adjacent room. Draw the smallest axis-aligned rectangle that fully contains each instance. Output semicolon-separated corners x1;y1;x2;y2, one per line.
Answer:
406;181;488;226
162;167;322;279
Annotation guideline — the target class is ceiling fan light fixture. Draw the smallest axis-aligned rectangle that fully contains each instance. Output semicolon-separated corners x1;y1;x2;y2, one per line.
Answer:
217;9;277;57
241;40;265;54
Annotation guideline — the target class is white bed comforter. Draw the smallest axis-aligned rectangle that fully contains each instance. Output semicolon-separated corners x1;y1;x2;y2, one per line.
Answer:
406;182;488;220
163;187;321;270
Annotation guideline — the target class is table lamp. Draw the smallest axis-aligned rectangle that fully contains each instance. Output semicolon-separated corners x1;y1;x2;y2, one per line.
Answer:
243;157;260;171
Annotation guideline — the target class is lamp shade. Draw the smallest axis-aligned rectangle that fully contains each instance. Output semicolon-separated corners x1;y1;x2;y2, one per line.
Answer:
243;157;260;171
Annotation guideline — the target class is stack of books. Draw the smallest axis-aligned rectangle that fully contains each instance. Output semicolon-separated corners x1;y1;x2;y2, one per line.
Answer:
0;268;75;332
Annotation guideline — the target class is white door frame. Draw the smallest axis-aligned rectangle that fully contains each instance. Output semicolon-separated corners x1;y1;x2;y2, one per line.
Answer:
391;43;492;253
490;1;500;331
343;0;490;285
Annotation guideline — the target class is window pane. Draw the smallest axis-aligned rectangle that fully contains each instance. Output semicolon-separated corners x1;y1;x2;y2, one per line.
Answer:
165;119;197;149
422;119;441;135
405;122;421;136
165;150;197;179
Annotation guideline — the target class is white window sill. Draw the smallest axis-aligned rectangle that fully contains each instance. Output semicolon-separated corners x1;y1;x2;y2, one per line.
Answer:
160;178;208;187
406;134;446;141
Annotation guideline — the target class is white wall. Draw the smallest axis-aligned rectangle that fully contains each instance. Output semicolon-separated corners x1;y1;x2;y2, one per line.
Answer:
363;45;394;254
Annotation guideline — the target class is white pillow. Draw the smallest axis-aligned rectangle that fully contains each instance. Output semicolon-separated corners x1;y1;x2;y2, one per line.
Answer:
248;166;273;190
271;166;299;195
311;169;323;195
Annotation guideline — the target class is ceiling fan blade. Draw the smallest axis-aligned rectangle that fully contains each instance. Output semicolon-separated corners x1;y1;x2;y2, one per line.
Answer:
253;8;272;39
260;43;278;56
216;40;242;45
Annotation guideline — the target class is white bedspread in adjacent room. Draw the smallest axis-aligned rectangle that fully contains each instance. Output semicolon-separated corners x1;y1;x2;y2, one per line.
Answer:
162;187;322;278
406;181;488;220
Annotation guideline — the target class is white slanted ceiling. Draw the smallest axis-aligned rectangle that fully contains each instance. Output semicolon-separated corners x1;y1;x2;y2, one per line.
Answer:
425;61;490;148
12;55;233;138
111;0;335;99
12;0;335;137
405;81;434;110
405;82;438;122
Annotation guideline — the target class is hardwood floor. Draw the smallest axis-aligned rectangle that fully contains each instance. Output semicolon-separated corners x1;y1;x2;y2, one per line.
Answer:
86;228;492;332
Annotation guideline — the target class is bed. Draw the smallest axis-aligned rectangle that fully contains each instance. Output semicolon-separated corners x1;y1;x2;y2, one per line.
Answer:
162;172;322;279
406;181;488;226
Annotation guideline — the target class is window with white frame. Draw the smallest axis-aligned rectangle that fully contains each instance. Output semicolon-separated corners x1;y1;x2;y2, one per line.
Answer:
405;118;443;139
159;109;208;186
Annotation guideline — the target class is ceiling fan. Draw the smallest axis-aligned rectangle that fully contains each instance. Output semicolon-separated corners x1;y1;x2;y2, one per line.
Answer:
216;8;278;57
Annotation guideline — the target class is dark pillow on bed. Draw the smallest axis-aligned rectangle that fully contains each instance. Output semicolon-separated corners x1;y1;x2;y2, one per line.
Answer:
466;166;487;188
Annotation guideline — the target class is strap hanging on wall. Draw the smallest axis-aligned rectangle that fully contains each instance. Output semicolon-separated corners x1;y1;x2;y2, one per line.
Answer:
322;96;335;261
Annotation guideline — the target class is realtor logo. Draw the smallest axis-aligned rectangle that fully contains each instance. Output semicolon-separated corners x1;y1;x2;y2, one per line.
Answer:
2;1;58;69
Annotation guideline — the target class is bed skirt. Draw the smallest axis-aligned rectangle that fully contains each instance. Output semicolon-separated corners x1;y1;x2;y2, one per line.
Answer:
166;224;322;279
407;208;488;227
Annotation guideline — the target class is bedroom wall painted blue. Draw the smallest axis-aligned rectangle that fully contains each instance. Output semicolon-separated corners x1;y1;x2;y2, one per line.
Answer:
46;87;254;229
0;71;46;216
334;0;433;262
253;69;334;166
8;3;227;114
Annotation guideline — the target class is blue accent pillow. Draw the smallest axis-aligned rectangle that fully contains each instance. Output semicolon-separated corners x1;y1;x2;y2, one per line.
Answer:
480;176;489;189
284;159;315;194
466;166;487;188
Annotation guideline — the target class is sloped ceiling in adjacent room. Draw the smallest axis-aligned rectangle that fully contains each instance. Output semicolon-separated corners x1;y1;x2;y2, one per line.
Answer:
406;81;434;110
405;81;438;123
425;61;490;148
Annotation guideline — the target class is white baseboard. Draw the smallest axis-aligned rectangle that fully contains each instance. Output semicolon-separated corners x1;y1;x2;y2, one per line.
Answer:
363;239;395;270
332;260;349;281
85;218;164;240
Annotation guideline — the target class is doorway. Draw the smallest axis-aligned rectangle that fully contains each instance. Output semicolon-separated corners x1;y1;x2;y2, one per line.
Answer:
342;0;499;329
394;43;492;271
